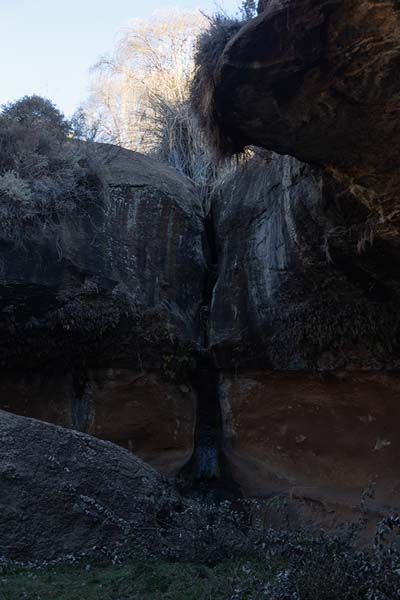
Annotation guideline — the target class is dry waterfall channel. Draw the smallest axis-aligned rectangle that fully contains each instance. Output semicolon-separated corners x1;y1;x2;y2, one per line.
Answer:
181;203;235;497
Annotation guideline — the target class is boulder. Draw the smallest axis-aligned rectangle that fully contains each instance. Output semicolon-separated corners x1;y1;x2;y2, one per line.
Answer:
194;0;400;240
0;410;182;561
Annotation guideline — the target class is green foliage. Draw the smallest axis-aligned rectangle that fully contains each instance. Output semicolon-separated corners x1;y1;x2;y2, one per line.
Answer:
0;555;277;600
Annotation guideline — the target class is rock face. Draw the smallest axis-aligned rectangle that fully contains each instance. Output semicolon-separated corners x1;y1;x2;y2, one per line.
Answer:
190;0;400;514
3;0;400;529
195;0;400;240
220;370;400;513
0;145;204;475
0;410;181;561
0;369;196;474
0;144;206;370
210;153;400;370
209;152;400;514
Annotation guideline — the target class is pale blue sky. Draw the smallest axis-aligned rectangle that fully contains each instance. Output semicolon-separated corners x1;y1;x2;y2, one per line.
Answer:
0;0;239;117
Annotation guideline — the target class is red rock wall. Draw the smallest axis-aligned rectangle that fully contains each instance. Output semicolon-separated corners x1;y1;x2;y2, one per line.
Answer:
0;369;196;475
220;370;400;514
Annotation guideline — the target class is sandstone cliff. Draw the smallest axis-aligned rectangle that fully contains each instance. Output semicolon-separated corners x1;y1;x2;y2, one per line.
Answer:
0;143;206;369
2;0;400;539
191;0;400;512
0;144;205;474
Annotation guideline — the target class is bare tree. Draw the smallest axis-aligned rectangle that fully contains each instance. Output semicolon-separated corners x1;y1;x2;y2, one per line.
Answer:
78;10;206;152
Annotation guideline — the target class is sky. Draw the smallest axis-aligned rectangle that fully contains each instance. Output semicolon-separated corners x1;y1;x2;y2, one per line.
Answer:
0;0;240;117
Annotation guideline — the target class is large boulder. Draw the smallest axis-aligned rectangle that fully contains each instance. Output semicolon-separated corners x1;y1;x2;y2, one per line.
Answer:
0;410;182;561
193;0;400;240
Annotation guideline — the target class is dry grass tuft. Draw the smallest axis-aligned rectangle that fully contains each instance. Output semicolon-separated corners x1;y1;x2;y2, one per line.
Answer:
190;15;244;160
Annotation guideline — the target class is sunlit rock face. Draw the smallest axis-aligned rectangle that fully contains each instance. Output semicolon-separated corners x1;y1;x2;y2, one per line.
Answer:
0;145;205;475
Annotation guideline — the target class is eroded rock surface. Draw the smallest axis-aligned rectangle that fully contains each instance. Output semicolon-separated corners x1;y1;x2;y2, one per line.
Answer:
209;153;400;513
195;0;400;240
192;0;400;513
0;410;181;561
0;369;196;474
0;144;206;370
210;154;400;370
3;0;400;526
0;145;204;477
220;370;400;515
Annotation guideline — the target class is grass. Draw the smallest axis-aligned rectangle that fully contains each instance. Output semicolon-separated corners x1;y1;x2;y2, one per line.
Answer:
0;556;278;600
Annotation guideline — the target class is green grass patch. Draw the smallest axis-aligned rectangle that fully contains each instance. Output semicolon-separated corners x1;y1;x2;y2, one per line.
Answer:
0;556;277;600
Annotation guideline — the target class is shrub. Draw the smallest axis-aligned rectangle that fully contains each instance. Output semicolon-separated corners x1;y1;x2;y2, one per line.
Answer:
0;95;70;137
0;95;107;243
0;171;32;204
141;497;400;599
0;472;398;598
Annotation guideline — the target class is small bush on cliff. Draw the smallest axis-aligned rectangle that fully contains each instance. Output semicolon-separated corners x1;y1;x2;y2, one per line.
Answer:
0;95;70;135
0;170;32;204
0;95;106;242
146;94;221;205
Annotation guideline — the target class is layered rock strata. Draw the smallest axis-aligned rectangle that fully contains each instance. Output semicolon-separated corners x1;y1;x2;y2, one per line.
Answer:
190;0;400;514
0;145;206;475
3;0;400;523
